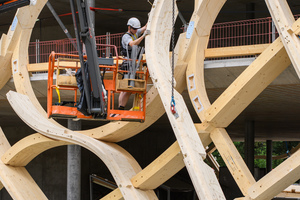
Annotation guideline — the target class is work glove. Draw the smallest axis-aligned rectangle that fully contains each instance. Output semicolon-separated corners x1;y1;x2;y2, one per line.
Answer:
143;30;151;37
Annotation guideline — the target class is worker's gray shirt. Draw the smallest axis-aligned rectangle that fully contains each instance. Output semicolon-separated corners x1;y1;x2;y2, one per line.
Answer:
121;29;142;55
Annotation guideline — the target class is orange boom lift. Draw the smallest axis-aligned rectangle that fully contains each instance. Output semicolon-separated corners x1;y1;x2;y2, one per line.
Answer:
47;45;148;122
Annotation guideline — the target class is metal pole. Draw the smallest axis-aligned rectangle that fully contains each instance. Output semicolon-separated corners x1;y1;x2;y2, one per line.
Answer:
89;175;93;200
46;1;77;50
178;11;188;32
70;0;92;114
87;0;95;27
106;32;111;56
272;20;276;42
266;140;273;173
67;119;82;200
35;39;40;63
245;120;255;176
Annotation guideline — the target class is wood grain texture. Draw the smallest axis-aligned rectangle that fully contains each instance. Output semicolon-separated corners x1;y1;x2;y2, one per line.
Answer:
0;127;47;199
7;91;157;200
2;133;69;167
265;0;300;78
145;0;224;199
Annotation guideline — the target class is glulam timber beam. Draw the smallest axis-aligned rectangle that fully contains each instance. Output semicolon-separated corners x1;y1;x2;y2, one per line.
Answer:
204;38;290;128
2;133;69;166
184;0;256;197
186;0;227;122
26;44;270;73
292;19;300;36
276;193;300;198
101;188;123;200
104;126;210;198
10;0;191;146
206;152;220;178
283;184;300;194
210;128;256;195
0;127;47;199
0;0;45;90
204;44;269;58
131;126;211;190
246;149;300;200
265;0;300;78
146;0;224;198
7;91;157;200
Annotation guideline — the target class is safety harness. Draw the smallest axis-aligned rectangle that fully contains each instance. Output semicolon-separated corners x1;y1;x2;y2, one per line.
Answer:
121;32;137;58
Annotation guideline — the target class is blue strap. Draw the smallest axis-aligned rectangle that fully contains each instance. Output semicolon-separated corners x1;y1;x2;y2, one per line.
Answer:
171;96;176;107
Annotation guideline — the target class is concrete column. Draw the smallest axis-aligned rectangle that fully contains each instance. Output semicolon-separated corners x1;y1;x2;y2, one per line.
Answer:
87;0;95;28
67;119;82;200
245;121;255;175
266;140;273;173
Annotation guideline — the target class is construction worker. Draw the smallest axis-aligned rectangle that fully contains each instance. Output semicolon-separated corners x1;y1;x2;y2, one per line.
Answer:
117;17;148;112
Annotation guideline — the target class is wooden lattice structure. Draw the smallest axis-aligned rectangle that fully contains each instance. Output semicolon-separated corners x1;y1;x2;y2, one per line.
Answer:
0;0;299;199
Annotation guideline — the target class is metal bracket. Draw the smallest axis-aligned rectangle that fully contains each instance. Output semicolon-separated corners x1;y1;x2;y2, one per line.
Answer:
11;16;18;31
192;95;204;113
186;21;194;39
187;74;196;91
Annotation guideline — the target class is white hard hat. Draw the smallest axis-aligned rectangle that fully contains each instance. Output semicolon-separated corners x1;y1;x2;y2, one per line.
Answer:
127;17;141;29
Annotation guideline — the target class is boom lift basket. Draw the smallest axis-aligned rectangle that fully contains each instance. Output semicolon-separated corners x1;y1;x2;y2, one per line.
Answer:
47;45;148;122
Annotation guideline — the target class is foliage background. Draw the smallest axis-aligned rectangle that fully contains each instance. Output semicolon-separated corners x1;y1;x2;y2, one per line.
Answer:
212;141;300;169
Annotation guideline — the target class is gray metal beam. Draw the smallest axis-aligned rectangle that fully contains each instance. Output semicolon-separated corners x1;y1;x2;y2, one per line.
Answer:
46;2;77;50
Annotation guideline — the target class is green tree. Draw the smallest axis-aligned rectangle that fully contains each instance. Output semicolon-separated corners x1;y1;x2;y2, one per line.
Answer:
211;141;300;169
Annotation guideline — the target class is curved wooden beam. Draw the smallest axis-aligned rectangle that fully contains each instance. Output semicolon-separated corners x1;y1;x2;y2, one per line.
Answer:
8;0;189;145
2;133;69;167
185;0;226;121
0;0;47;91
265;0;300;78
203;38;290;128
185;0;299;198
194;15;299;198
11;0;49;117
246;148;300;200
4;1;297;200
7;91;157;200
5;1;206;199
145;0;224;199
183;0;255;197
0;127;47;199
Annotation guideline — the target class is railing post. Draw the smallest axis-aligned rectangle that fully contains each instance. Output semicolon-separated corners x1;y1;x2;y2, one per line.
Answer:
106;32;111;57
35;39;40;63
272;20;276;42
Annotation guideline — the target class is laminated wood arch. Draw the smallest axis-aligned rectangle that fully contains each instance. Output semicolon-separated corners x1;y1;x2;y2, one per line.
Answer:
0;0;199;198
0;0;299;199
5;0;189;144
7;91;157;199
0;127;48;199
183;0;300;199
0;0;158;199
2;133;69;167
